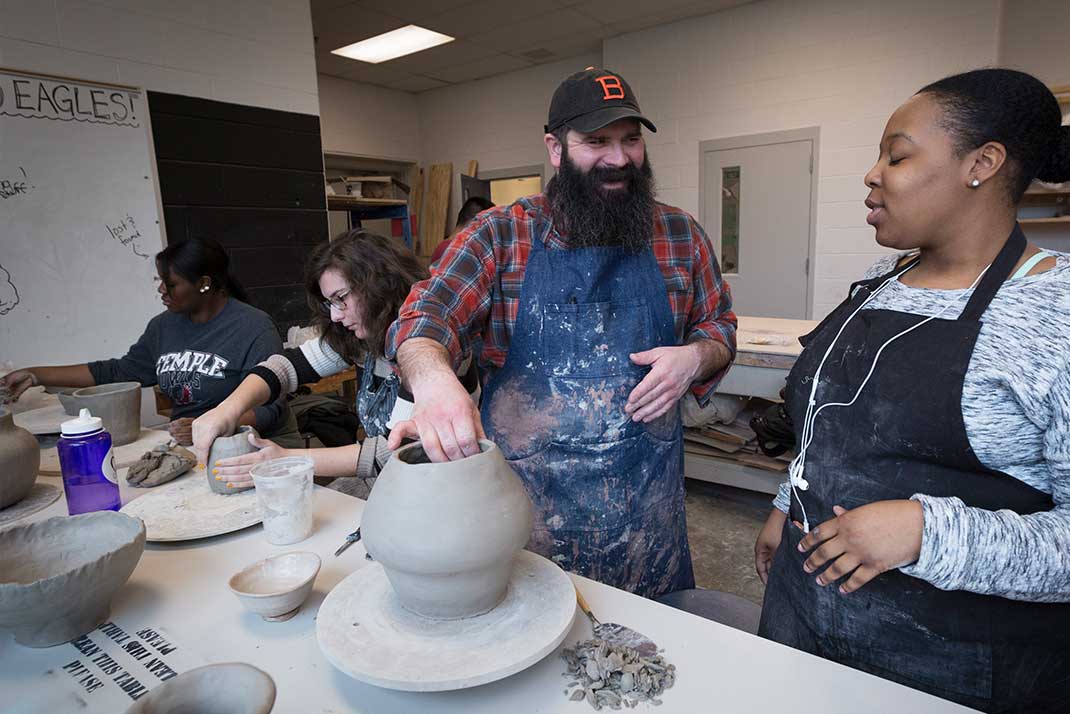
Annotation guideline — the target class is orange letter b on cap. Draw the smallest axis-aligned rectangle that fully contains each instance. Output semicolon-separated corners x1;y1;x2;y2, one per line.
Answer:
595;75;625;101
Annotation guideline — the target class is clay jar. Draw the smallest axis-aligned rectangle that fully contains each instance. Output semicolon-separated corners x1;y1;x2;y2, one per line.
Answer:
0;407;39;510
361;439;534;620
209;426;258;494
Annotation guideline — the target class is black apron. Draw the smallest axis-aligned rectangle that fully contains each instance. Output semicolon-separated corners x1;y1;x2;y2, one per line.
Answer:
760;226;1070;713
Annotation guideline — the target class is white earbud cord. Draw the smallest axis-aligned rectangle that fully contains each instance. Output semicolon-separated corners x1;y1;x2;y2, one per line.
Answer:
788;259;992;532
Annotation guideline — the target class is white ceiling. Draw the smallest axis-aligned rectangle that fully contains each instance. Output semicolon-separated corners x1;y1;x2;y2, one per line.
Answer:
312;0;753;92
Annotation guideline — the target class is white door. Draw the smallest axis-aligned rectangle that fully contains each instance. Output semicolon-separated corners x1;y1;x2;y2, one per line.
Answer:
702;138;813;318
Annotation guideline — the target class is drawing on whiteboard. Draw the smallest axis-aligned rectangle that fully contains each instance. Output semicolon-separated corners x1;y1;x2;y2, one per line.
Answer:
106;215;151;259
0;167;34;199
0;263;19;316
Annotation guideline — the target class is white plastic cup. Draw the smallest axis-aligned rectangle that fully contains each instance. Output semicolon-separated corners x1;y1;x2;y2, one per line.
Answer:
250;456;315;545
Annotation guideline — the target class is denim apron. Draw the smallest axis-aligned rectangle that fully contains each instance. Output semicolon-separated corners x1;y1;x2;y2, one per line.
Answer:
480;217;694;598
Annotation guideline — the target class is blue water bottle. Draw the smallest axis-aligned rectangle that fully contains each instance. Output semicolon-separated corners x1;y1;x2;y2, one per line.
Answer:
58;408;121;515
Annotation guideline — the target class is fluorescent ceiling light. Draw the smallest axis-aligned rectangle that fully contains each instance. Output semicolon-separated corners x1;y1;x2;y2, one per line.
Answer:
331;25;454;64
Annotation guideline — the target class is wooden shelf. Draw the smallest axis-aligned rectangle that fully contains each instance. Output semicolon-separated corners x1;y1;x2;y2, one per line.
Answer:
327;195;408;209
1019;216;1070;224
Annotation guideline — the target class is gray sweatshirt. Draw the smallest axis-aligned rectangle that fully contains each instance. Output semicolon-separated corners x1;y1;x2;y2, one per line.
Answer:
774;252;1070;603
88;298;289;435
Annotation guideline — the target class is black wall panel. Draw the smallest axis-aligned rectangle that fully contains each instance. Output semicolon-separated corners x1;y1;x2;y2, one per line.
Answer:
148;91;328;335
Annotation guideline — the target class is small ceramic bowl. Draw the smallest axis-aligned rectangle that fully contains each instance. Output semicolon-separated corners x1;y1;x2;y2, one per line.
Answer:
228;552;321;622
124;662;275;714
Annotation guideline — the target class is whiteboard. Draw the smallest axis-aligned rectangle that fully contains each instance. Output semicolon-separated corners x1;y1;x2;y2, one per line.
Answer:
0;66;165;366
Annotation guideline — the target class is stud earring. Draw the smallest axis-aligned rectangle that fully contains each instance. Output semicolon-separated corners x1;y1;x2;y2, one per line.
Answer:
970;178;981;188
199;285;210;293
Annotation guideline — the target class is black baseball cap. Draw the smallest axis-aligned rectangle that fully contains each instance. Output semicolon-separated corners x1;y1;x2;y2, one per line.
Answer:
545;67;657;135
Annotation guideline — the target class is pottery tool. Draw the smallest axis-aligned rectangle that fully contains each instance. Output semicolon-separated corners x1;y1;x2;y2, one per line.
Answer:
575;588;658;657
334;527;361;556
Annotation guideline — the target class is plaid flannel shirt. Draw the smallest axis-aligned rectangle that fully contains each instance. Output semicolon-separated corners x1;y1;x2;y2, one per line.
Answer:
386;194;737;405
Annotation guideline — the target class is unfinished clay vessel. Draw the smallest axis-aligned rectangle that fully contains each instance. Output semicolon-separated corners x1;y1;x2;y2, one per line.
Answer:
125;662;275;714
0;511;146;647
68;382;141;446
0;408;39;510
208;426;258;494
361;439;534;620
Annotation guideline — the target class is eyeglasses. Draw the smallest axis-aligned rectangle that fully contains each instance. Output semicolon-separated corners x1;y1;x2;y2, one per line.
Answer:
321;289;352;312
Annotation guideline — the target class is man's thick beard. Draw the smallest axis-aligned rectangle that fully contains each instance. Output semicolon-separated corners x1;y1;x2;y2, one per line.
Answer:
545;147;656;253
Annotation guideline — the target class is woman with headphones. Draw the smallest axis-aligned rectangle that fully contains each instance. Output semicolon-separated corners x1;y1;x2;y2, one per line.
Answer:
755;69;1070;713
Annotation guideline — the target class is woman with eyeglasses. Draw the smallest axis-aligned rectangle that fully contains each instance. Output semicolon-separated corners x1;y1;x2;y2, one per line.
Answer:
0;237;301;450
190;230;479;488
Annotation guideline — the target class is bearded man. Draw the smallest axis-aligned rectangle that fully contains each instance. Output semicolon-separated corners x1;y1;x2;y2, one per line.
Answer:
385;67;737;598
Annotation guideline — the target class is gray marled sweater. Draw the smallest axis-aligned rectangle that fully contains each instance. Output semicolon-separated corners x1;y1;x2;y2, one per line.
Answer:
774;252;1070;603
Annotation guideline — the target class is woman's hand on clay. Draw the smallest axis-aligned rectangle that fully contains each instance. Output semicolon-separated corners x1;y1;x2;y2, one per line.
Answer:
0;369;35;403
797;500;924;594
754;508;788;585
211;431;288;489
191;406;239;468
167;417;195;446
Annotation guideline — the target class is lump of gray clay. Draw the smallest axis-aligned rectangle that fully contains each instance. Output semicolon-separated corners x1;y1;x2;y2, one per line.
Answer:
0;511;146;647
208;426;258;494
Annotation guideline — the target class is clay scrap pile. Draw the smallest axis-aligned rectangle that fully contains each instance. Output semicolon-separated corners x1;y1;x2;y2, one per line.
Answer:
561;638;676;710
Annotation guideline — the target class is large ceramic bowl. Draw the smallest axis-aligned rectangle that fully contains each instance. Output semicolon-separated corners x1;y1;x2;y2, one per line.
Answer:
0;511;146;647
124;662;276;714
229;551;321;622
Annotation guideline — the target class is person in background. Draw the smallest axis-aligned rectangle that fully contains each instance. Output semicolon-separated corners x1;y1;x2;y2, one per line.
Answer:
430;196;495;265
1;237;301;449
755;68;1070;712
190;230;479;490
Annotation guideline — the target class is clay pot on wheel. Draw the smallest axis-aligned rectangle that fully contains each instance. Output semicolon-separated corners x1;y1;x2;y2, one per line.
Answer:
360;439;534;620
0;407;39;510
208;426;258;494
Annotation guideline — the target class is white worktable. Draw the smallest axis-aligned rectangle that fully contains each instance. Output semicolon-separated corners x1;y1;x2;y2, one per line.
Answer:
0;477;974;714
